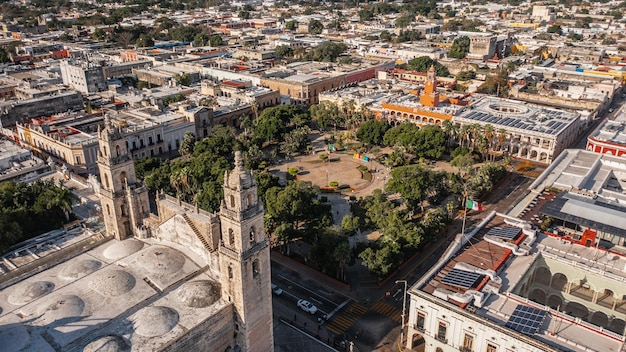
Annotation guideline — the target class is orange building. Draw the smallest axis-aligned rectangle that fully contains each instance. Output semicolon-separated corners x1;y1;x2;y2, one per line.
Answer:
379;65;467;126
420;65;440;107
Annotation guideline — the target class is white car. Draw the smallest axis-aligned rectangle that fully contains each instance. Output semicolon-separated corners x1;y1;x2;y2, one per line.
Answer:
297;299;318;314
271;283;283;296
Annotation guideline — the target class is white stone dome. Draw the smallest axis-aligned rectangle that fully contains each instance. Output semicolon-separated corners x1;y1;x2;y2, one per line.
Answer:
83;335;130;352
176;280;221;308
88;270;135;297
138;246;185;274
58;259;102;280
132;306;179;337
37;295;85;323
103;239;144;260
0;323;29;351
8;281;54;305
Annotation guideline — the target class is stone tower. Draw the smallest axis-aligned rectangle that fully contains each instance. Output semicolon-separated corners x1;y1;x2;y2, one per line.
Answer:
218;151;273;352
420;64;440;107
97;115;149;240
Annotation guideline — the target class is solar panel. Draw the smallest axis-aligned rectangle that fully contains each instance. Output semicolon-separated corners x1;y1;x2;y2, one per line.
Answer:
505;305;547;335
487;226;521;240
441;268;482;289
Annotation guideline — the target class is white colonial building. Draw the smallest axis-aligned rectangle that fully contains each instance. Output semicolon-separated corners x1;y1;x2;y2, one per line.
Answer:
453;97;581;164
406;211;626;352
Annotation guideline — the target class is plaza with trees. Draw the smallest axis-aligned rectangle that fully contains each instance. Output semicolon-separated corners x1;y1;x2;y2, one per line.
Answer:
135;100;511;282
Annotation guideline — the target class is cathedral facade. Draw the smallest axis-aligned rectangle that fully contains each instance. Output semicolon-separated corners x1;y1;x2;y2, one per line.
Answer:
0;118;274;352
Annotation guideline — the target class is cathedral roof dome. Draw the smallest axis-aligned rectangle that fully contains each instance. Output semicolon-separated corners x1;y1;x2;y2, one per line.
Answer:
103;239;144;260
8;281;54;305
176;280;221;308
132;306;179;337
58;259;102;280
37;295;85;323
83;335;131;352
89;270;135;297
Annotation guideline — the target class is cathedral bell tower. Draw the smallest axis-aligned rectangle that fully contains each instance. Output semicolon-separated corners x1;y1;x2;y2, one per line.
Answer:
218;151;273;352
97;115;149;241
420;64;440;107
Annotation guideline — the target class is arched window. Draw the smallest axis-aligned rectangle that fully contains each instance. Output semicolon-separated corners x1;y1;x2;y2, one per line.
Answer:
115;145;121;157
252;259;260;278
121;204;126;217
229;229;235;245
104;174;110;189
103;146;107;157
246;194;252;208
249;226;255;242
228;266;233;279
120;171;127;188
106;204;111;216
230;195;235;208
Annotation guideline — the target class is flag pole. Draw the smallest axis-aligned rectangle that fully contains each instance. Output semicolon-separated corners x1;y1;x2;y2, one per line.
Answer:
462;196;468;238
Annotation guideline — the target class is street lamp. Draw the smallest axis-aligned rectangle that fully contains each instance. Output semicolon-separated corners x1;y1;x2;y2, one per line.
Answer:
396;280;408;349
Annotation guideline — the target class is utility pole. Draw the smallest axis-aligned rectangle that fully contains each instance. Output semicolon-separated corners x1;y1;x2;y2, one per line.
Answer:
396;280;408;350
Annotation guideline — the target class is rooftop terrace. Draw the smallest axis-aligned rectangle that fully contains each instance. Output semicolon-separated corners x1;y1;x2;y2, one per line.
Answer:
415;211;626;352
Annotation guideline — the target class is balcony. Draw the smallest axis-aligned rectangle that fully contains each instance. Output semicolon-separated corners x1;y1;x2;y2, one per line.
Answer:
435;335;447;344
459;347;473;352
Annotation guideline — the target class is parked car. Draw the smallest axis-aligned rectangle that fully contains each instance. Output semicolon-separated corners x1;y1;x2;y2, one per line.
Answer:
271;283;283;296
297;299;318;314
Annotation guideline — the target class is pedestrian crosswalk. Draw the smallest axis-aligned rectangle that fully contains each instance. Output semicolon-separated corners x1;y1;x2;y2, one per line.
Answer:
370;301;402;323
324;300;404;335
518;170;540;178
325;302;367;335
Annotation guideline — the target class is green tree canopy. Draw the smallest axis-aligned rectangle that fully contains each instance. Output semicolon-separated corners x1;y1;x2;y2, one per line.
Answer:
209;34;223;46
0;180;78;254
264;181;332;242
303;41;348;62
308;19;324;35
179;131;196;156
275;45;294;58
357;119;389;145
406;56;449;76
456;70;476;81
395;15;413;28
254;114;286;142
285;20;297;31
448;35;470;59
547;24;562;34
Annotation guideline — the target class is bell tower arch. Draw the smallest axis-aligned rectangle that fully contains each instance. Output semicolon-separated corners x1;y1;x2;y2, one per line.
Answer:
218;151;273;352
97;115;149;240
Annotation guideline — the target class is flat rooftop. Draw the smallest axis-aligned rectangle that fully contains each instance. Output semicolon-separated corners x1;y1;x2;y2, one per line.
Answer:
0;237;229;352
415;212;626;352
588;109;626;146
531;149;626;205
454;97;579;136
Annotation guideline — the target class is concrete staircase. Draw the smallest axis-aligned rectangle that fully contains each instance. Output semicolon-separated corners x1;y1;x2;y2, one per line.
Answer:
181;213;213;252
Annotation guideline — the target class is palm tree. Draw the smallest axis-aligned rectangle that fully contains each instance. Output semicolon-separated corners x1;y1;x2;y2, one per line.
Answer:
469;123;483;151
240;114;252;138
484;124;495;161
48;182;79;222
442;120;454;148
250;100;259;120
459;124;471;148
333;241;351;281
497;128;508;155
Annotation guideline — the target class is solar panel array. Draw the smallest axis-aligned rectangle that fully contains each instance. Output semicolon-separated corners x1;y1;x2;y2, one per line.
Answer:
441;268;483;289
462;107;572;136
505;305;547;335
487;226;522;240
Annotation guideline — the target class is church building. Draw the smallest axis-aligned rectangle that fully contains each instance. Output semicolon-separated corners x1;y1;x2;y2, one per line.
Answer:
0;117;274;352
